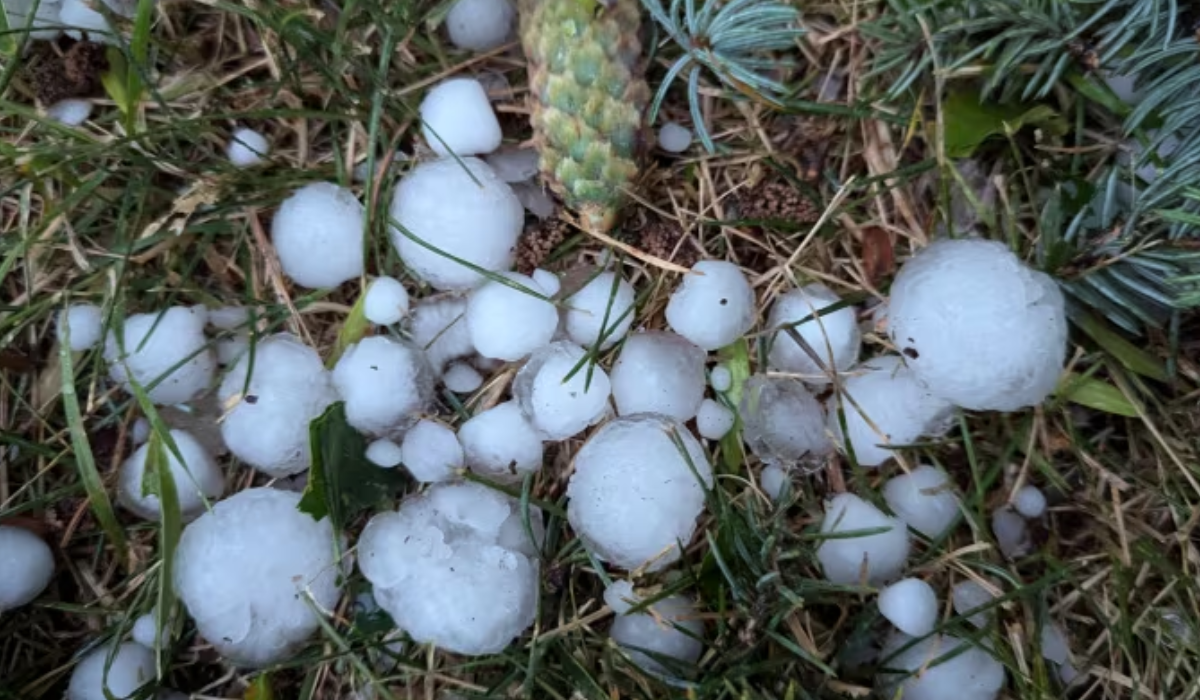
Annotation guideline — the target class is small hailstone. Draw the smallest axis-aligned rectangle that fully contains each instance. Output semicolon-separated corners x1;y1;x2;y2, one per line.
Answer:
1040;622;1070;666
877;633;1006;700
332;337;434;437
888;238;1068;411
695;399;734;440
409;295;474;374
883;464;961;540
420;78;502;157
610;591;704;681
878;578;938;636
399;419;464;482
767;284;861;383
458;401;543;482
740;375;830;465
390;157;524;291
131;417;150;445
131;612;158;648
709;364;732;392
207;305;248;330
511;181;557;219
466;272;558;361
0;525;54;613
4;0;61;40
216;332;250;366
173;488;345;667
991;508;1029;558
759;464;787;500
226;128;269;167
271;182;365;289
118;429;224;521
817;493;910;585
610;331;706;421
1012;484;1047;519
358;482;541;655
105;306;215;406
665;260;756;351
564;271;636;350
567;414;712;571
363;276;411;325
57;303;103;351
657;122;693;153
443;362;484;393
67;642;155;700
604;580;637;614
47;98;92;125
218;333;338;477
486;148;541;183
951;580;996;628
827;355;955;468
366;438;404;468
531;269;561;297
514;342;612;440
444;0;516;52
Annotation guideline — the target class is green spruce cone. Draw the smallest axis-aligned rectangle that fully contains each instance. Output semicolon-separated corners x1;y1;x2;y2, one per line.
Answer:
520;0;650;234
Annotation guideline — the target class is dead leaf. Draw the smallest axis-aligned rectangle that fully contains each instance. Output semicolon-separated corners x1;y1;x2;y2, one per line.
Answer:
860;226;895;286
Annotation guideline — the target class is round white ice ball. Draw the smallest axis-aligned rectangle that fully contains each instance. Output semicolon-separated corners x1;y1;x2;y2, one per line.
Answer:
271;182;365;289
709;364;732;392
514;341;611;440
876;633;1006;700
695;398;734;440
57;303;103;351
5;0;61;40
173;488;345;667
0;525;54;613
759;464;787;500
767;284;860;383
118;429;224;521
421;79;502;157
883;464;961;540
332;336;433;437
366;438;404;468
657;122;693;153
47;98;93;126
105;306;215;406
443;362;484;393
888;238;1068;411
226;128;269;168
364;276;410;326
458;401;544;482
740;375;830;465
67;642;155;700
400;419;464;483
665;260;756;351
1013;484;1047;519
466;272;558;361
611;593;704;681
445;0;515;52
878;578;938;636
610;331;706;422
817;493;910;585
358;482;541;655
564;271;636;350
390;157;523;291
567;414;712;571
408;294;475;374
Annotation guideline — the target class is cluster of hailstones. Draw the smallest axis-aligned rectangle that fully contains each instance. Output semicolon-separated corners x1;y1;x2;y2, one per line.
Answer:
8;20;1076;700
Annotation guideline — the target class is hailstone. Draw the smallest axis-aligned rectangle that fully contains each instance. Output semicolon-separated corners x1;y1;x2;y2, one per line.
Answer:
4;0;61;40
0;525;54;613
466;272;558;361
117;428;224;521
951;580;996;628
878;578;938;636
226;128;269;167
104;306;215;406
513;341;611;440
57;303;103;351
390;157;523;290
608;586;704;681
610;331;706;422
271;182;365;289
740;375;830;466
408;294;474;374
709;364;732;392
331;336;433;437
420;79;502;157
876;633;1006;700
564;271;636;350
567;414;712;571
695;399;734;440
657;122;693;153
358;482;542;655
363;276;410;326
67;642;155;700
173;488;345;667
991;508;1029;558
883;464;961;540
445;0;515;52
1013;484;1047;519
817;493;910;585
458;401;543;482
759;464;787;500
767;284;860;383
443;362;484;393
47;98;93;125
887;238;1068;411
665;260;756;351
366;438;404;468
400;419;464;482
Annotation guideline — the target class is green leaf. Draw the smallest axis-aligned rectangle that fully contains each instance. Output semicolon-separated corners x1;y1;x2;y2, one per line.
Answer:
326;287;369;368
1071;310;1169;381
1054;373;1140;418
942;90;1068;158
100;48;134;116
1066;71;1131;118
244;674;275;700
717;337;750;473
298;402;407;533
143;430;183;678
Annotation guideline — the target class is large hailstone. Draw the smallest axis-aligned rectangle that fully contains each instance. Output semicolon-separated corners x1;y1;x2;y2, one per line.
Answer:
117;429;224;521
564;271;636;350
218;333;338;477
458;401;544;481
514;341;611;440
420;79;502;157
567;414;712;571
390;157;524;291
104;306;215;406
878;578;938;636
665;260;756;351
57;303;103;351
466;272;558;361
67;642;155;700
173;488;345;667
767;284;860;383
887;238;1068;411
4;0;61;40
827;355;955;468
445;0;515;52
740;375;830;466
610;331;706;422
605;582;703;681
883;464;961;540
0;525;54;613
816;493;910;585
877;633;1006;700
331;336;433;437
271;182;365;289
358;482;542;656
408;294;474;374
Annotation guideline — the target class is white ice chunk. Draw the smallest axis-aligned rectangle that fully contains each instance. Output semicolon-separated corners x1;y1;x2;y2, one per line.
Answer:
740;375;830;466
466;272;558;361
0;525;54;613
408;295;474;374
131;417;150;445
564;271;636;350
57;303;103;351
271;182;365;289
366;438;404;469
207;305;248;330
1041;622;1070;665
759;464;787;500
883;464;961;540
610;331;706;422
991;508;1029;558
105;306;215;406
331;336;433;437
657;122;693;153
513;341;611;440
420;78;502;157
118;428;224;521
226;128;269;167
443;362;484;393
709;364;732;392
47;98;92;126
531;268;561;297
364;276;411;326
59;0;114;42
67;642;155;700
766;284;860;384
878;578;938;636
458;401;543;482
876;633;1006;700
1012;484;1046;519
951;580;996;628
486;147;540;183
665;260;756;351
4;0;61;40
611;593;704;682
400;419;464;483
695;398;734;440
817;493;910;585
445;0;516;52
